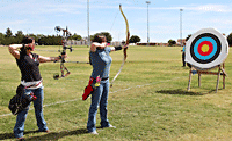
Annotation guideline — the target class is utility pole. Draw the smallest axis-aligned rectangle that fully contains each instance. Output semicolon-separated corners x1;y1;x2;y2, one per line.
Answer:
180;9;186;67
180;9;183;48
87;0;90;48
146;1;151;46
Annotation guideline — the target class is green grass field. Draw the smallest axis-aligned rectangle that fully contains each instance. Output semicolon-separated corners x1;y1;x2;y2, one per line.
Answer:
0;45;232;141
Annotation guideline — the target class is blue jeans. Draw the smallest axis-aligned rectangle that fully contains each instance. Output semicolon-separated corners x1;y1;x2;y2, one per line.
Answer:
87;80;110;132
14;87;49;138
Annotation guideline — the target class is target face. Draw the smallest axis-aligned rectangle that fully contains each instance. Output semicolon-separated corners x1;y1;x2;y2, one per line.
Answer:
186;28;228;69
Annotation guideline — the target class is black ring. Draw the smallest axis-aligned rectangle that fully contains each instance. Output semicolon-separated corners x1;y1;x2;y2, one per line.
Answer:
190;33;222;64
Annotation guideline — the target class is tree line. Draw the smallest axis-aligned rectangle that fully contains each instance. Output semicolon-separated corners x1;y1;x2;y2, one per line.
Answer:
0;27;141;45
3;27;232;46
0;27;82;45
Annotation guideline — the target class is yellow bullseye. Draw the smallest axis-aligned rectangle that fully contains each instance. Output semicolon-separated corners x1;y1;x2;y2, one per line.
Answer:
202;44;209;52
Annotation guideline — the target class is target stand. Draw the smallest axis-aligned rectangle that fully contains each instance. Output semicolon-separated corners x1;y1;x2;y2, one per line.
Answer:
186;28;228;93
187;64;227;93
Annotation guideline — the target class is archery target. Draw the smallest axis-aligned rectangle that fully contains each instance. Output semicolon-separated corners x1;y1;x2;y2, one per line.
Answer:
186;28;228;69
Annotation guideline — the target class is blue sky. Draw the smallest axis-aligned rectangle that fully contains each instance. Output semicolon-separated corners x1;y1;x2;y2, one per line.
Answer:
1;0;232;42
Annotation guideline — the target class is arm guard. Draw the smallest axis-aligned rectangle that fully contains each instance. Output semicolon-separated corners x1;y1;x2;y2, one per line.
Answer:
114;45;122;51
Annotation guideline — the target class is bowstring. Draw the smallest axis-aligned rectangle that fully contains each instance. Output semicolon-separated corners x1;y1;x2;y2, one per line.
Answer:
109;9;119;33
109;6;127;87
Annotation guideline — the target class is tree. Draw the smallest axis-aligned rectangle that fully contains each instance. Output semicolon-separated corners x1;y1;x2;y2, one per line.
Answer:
129;35;140;43
0;33;5;44
6;27;13;37
90;35;94;41
227;33;232;45
101;32;112;42
37;34;44;45
168;39;176;47
29;34;38;43
4;27;14;44
72;33;82;41
15;31;24;44
93;32;112;43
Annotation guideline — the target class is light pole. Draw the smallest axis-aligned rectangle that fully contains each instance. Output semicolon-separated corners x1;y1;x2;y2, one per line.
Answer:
180;9;186;67
180;9;183;48
146;1;151;46
87;0;89;48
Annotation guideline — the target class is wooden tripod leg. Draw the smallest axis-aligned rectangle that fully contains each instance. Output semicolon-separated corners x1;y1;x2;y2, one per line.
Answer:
216;66;220;93
223;64;225;89
187;67;192;91
198;73;201;88
223;73;226;89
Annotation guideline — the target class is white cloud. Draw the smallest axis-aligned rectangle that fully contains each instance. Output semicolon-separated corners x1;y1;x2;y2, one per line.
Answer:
188;5;232;12
127;4;232;12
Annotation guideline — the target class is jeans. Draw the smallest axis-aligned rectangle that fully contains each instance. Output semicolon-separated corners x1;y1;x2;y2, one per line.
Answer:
87;80;110;132
14;87;49;138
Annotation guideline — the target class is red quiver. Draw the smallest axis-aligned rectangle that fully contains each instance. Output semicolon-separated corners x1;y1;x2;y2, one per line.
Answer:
82;77;94;100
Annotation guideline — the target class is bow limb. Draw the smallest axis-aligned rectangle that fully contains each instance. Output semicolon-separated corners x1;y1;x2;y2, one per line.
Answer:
119;4;130;59
110;4;130;87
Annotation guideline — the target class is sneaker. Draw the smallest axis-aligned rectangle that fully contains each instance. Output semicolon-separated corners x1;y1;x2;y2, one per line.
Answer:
108;125;116;128
101;124;116;128
45;130;50;133
37;130;50;133
89;131;99;135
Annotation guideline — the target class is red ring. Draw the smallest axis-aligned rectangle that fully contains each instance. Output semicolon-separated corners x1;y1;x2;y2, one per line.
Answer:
197;41;213;56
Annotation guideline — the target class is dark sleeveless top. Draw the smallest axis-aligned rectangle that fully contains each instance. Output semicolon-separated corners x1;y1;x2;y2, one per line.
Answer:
16;52;42;82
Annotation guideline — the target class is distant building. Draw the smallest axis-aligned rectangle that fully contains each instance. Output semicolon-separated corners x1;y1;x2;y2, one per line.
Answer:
110;41;123;46
82;37;88;41
136;42;168;47
176;39;187;46
67;40;91;45
156;42;168;47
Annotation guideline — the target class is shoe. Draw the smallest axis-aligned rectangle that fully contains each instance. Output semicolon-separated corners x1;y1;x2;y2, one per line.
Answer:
17;138;24;141
101;124;116;128
45;130;50;133
89;131;99;135
37;130;50;133
108;125;116;128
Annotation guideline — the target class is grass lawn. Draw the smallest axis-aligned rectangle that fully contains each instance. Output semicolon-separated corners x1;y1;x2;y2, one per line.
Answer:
0;45;232;141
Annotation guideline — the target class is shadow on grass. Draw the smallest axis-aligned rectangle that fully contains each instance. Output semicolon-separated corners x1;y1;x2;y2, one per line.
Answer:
0;131;38;140
156;89;204;95
156;88;225;95
96;126;103;129
0;128;88;141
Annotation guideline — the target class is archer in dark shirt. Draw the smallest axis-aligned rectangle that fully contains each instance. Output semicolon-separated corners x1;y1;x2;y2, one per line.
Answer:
8;36;65;139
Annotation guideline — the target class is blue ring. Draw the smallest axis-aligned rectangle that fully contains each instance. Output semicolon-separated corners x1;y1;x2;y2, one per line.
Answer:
194;37;217;60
